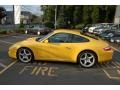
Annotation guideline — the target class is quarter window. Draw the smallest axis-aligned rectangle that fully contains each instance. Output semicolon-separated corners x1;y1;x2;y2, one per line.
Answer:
71;34;89;43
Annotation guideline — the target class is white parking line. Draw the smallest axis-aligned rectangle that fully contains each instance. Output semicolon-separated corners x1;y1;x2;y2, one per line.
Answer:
0;40;13;45
11;36;24;39
0;61;17;74
111;61;120;68
0;63;7;68
111;46;120;53
102;69;120;80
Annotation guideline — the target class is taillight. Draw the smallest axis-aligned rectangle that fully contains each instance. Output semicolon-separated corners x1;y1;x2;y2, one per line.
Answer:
103;46;112;51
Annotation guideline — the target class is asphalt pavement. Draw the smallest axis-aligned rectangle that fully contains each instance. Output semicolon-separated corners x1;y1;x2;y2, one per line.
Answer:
0;34;120;85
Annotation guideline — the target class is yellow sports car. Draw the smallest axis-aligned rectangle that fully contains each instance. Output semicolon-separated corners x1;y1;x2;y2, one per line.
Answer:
8;29;113;68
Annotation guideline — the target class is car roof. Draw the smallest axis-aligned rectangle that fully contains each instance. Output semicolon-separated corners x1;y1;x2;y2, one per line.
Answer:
54;29;81;34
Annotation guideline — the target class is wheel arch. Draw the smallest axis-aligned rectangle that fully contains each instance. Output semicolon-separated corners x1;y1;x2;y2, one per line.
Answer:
76;49;98;63
16;47;35;60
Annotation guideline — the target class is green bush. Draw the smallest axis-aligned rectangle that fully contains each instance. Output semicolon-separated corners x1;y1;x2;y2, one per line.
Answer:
0;29;7;34
19;22;25;28
0;29;15;34
15;28;25;34
75;24;85;29
44;22;54;28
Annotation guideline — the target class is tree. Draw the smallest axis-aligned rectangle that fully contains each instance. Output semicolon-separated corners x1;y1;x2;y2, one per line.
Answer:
41;5;55;28
57;6;67;28
105;6;116;22
98;6;105;23
31;14;41;24
0;7;6;24
57;5;75;28
83;6;92;24
73;6;83;26
41;5;116;28
91;6;100;23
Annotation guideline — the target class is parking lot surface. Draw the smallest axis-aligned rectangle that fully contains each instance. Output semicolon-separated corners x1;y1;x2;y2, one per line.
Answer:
0;34;120;85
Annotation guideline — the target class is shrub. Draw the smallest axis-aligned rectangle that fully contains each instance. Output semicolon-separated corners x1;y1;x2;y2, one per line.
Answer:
0;29;7;34
75;24;85;29
19;22;25;28
15;28;25;34
0;29;16;34
44;22;54;28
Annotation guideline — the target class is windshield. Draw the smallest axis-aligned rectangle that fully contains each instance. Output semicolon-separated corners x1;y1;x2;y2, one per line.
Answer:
36;32;54;42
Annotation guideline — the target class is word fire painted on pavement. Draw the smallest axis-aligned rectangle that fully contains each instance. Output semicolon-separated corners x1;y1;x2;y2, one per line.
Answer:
19;66;59;77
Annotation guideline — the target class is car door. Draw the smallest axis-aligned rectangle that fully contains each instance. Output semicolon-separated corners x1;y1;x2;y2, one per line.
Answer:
36;33;74;61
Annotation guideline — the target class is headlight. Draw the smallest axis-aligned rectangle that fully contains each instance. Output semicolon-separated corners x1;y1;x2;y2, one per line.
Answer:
110;39;114;43
116;40;120;43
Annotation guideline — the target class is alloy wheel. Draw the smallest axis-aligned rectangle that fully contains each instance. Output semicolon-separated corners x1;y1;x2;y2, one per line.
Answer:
79;52;96;68
18;48;33;63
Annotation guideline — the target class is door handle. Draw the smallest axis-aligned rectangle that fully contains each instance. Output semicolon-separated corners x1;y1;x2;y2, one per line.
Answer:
66;47;71;49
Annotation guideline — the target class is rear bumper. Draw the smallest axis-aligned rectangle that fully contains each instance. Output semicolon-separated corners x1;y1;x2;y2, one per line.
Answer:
98;50;113;63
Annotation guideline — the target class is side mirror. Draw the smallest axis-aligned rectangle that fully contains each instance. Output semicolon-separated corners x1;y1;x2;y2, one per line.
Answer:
43;39;49;43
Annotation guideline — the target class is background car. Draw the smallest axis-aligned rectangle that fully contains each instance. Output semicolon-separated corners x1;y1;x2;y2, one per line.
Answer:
109;33;120;43
82;24;92;33
25;25;52;35
93;27;109;36
88;23;114;33
99;30;115;40
8;29;113;68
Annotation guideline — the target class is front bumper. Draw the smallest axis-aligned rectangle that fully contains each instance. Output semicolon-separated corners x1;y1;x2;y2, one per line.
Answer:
8;46;18;59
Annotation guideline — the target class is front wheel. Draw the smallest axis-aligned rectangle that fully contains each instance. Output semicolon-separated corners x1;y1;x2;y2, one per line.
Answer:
77;51;97;68
17;48;34;63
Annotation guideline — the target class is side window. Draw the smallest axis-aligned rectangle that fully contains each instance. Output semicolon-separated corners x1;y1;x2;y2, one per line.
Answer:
71;35;89;43
48;33;71;43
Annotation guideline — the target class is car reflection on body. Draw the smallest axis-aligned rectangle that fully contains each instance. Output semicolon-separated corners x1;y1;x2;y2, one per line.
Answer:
8;29;113;68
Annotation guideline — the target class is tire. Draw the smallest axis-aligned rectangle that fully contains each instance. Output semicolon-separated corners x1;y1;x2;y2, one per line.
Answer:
77;51;97;68
17;48;34;63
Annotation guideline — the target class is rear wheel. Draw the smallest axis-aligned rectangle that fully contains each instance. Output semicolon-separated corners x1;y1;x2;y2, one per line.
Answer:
17;48;34;63
77;51;97;68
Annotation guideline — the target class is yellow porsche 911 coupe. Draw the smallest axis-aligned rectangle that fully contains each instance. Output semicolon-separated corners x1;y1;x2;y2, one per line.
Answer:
8;29;113;68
